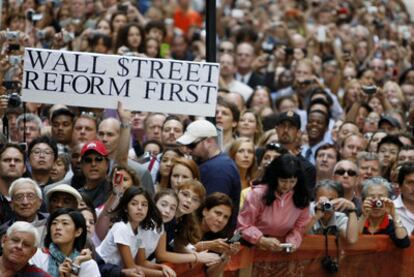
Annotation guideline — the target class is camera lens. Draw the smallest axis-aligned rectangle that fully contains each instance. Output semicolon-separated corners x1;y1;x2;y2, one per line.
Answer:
322;201;333;212
8;93;21;108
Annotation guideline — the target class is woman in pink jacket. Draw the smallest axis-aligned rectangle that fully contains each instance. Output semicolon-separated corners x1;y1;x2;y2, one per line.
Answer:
237;154;310;252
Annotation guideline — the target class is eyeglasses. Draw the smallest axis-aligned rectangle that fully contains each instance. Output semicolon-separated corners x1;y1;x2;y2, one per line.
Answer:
266;143;288;154
187;138;206;150
179;190;201;204
334;168;357;177
80;111;97;120
13;192;38;202
31;148;54;156
82;156;106;164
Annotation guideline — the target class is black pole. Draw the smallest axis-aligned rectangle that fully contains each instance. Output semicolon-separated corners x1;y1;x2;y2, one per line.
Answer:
205;0;216;63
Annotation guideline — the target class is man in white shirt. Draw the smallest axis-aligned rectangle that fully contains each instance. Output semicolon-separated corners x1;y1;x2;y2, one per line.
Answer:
394;163;414;234
219;53;253;101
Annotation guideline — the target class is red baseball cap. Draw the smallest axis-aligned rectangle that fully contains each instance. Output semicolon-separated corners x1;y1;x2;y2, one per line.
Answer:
80;140;108;157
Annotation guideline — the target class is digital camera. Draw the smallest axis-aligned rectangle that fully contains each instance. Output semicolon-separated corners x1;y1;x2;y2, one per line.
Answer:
372;199;383;208
280;243;293;253
321;201;333;212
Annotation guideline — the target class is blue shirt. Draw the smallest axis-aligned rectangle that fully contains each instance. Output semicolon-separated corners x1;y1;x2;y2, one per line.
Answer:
200;153;241;226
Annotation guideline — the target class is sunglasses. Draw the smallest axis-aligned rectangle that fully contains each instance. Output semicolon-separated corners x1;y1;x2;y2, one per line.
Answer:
266;143;288;154
187;138;206;150
82;156;106;164
334;168;357;177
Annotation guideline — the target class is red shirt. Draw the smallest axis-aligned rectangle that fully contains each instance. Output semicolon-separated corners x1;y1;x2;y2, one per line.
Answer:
173;8;202;34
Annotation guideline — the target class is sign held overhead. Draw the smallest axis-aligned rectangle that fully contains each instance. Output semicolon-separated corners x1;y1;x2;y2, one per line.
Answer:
22;48;220;116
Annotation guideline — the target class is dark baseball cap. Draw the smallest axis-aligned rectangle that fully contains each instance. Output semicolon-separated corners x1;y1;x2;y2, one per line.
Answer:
276;111;301;129
378;115;400;128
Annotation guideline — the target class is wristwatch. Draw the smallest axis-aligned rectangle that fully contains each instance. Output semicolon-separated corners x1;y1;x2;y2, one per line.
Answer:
120;121;131;128
71;264;81;276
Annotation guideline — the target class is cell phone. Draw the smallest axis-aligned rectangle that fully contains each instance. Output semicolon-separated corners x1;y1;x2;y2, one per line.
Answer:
114;171;124;186
226;231;241;244
6;31;19;40
361;85;377;95
117;3;128;13
280;243;294;252
317;26;326;43
231;9;244;19
62;31;75;43
9;56;22;65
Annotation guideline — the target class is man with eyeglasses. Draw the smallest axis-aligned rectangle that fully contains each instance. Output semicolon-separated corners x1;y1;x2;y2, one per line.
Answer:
0;222;51;277
394;163;414;234
332;160;362;216
28;136;58;188
0;178;46;243
0;144;27;224
177;119;241;225
79;140;111;207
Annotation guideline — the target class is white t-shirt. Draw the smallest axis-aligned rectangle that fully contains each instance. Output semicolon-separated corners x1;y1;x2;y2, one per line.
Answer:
140;225;164;259
96;221;145;267
394;195;414;234
30;248;100;276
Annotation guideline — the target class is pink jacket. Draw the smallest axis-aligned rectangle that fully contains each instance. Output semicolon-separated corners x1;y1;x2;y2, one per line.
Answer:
237;185;310;248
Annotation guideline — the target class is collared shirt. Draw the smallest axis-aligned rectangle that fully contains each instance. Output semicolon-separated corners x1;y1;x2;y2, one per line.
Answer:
301;140;329;165
237;185;310;248
394;195;414;234
235;72;252;85
227;79;253;101
308;202;348;235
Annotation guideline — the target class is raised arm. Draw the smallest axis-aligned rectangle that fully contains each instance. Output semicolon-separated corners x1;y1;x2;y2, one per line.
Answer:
115;101;131;166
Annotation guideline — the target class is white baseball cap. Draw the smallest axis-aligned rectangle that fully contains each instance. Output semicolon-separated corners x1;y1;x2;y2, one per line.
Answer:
177;120;217;145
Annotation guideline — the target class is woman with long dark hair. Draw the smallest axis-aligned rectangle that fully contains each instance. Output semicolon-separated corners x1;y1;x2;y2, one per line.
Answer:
31;208;100;276
237;154;310;251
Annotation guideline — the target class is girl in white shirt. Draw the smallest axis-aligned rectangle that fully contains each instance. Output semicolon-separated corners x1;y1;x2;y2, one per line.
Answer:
97;186;175;276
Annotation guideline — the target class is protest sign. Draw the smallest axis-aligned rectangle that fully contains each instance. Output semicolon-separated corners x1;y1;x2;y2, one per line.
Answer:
22;48;220;116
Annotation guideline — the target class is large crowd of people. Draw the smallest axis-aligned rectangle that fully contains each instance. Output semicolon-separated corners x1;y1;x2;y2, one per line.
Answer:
0;0;414;276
